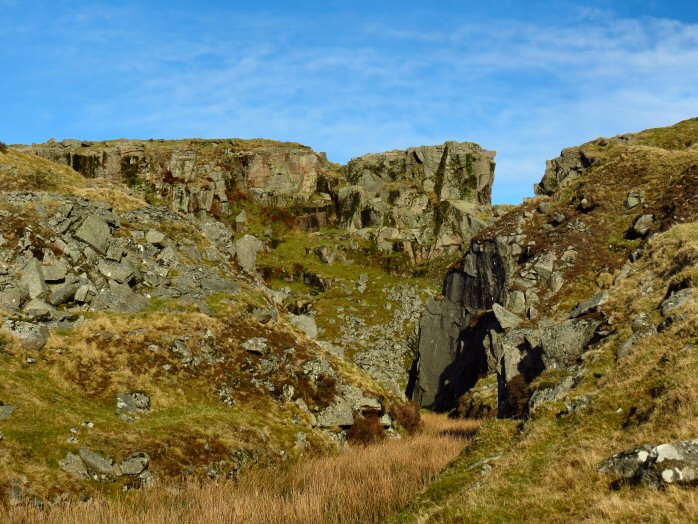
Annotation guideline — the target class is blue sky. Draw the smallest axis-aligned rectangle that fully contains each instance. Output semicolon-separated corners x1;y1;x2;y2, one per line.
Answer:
1;1;697;203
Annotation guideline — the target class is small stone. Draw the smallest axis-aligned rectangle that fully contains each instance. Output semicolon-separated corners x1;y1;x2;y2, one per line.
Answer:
117;392;151;414
625;191;645;209
550;212;566;226
578;197;594;212
629;214;654;238
537;201;552;214
569;291;609;319
241;337;268;354
145;229;166;246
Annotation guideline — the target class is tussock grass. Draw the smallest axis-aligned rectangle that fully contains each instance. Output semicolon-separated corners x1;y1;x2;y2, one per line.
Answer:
3;415;479;524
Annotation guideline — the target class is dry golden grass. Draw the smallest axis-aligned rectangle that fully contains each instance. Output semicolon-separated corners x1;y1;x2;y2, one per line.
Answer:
72;186;147;212
0;149;148;211
0;149;85;191
3;415;480;524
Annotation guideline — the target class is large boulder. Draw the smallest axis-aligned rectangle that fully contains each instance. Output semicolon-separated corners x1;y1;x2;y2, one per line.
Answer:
74;215;112;255
20;259;47;300
413;298;469;409
2;320;49;350
92;283;149;314
234;235;264;273
316;396;354;428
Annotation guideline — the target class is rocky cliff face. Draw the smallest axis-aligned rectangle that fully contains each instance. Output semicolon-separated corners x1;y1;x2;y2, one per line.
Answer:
337;141;496;259
414;118;698;413
21;139;496;261
20;138;339;220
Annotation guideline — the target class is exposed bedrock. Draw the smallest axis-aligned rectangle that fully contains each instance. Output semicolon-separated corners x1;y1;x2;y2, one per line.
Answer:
20;139;338;221
413;224;604;413
413;236;517;410
21;139;496;260
337;141;496;258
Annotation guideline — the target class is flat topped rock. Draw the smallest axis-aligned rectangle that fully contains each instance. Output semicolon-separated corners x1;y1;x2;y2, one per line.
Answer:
42;260;69;282
74;215;112;255
92;283;149;314
145;229;166;246
97;260;134;284
79;447;117;476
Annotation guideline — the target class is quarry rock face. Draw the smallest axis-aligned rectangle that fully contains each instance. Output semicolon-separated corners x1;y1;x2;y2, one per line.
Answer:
21;139;337;219
21;139;496;260
338;141;496;258
412;119;698;421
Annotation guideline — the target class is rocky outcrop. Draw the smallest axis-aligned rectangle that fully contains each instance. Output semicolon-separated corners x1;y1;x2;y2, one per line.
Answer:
0;193;242;324
413;208;605;412
60;448;152;486
535;146;595;196
19;139;339;220
599;439;698;488
337;141;495;258
19;138;497;262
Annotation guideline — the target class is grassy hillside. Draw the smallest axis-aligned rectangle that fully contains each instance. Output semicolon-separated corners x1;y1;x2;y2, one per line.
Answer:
391;118;698;523
0;145;420;502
